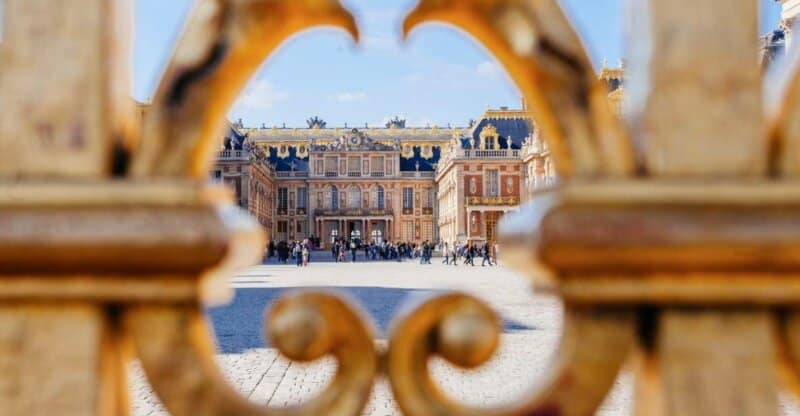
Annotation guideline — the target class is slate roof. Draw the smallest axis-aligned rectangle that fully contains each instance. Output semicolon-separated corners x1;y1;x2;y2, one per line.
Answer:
466;111;534;150
399;146;441;172
223;126;247;150
268;147;309;172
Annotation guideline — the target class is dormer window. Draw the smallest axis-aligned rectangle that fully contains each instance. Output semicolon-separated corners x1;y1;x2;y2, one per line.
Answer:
479;124;500;150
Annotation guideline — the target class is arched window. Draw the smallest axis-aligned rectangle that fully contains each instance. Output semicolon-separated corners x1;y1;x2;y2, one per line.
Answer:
371;228;383;244
376;186;385;209
350;186;362;208
330;186;339;209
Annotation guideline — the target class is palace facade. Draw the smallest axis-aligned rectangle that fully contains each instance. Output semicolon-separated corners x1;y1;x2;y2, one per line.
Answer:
761;0;800;66
214;65;626;249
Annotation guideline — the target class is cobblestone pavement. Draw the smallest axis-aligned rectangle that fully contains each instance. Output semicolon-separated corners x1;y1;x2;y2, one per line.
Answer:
131;254;800;415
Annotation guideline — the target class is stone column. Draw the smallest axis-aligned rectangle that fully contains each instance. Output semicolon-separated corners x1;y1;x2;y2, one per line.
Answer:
466;208;472;241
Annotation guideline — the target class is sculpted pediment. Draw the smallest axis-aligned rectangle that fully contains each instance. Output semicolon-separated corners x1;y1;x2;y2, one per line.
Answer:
310;129;399;152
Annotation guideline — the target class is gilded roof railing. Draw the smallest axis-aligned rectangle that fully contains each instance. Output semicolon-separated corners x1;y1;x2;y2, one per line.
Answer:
2;0;800;415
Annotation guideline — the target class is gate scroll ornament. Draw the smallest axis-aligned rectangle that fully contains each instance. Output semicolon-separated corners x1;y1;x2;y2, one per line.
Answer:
2;0;800;415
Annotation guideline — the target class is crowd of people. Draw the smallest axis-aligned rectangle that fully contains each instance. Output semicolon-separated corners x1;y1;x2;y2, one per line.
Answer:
329;239;435;263
266;239;314;267
440;241;497;266
264;237;498;267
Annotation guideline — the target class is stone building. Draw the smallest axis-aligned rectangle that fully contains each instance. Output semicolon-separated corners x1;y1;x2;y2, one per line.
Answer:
211;66;630;249
435;107;532;246
211;126;275;241
230;119;460;248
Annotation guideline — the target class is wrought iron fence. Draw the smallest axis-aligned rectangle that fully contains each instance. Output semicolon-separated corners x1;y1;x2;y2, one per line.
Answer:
1;0;798;415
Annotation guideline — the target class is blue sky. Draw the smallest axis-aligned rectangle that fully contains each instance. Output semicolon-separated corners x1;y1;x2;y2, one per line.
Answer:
134;0;783;128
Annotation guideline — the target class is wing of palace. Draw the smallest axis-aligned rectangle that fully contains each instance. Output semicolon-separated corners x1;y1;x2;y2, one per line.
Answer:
210;66;625;249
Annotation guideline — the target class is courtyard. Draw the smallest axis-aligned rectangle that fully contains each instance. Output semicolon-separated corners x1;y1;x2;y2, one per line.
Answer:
130;257;800;415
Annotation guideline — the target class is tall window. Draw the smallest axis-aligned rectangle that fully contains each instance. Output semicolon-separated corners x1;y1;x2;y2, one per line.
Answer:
485;136;496;149
277;221;288;240
296;187;307;210
277;187;288;210
325;156;338;177
402;221;414;242
423;188;434;208
485;170;499;197
348;156;361;176
349;186;361;208
330;186;339;209
371;156;385;176
422;221;433;241
376;186;385;209
403;187;414;210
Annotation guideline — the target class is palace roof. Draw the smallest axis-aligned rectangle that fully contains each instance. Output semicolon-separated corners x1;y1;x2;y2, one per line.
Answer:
223;126;247;150
245;126;465;142
465;108;534;150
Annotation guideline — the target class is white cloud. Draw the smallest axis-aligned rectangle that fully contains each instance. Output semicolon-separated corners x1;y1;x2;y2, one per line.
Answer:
230;79;289;114
476;60;504;77
330;91;367;103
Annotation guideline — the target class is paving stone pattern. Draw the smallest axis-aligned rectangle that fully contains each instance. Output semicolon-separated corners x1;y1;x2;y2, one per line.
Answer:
131;254;800;415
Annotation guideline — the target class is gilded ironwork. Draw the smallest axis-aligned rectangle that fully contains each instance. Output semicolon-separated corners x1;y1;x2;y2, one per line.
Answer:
403;0;634;177
465;196;518;206
4;0;800;415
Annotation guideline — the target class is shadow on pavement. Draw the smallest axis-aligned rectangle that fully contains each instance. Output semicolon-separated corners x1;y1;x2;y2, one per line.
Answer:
207;286;534;354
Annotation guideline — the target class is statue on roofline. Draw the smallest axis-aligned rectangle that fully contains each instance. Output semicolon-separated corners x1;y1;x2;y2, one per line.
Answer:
306;116;327;129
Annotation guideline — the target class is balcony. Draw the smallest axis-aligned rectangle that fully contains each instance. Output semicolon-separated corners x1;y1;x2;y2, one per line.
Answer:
459;148;520;159
324;171;338;177
465;196;519;206
370;171;385;177
347;171;362;177
218;149;249;160
275;171;309;178
314;208;394;217
400;171;435;179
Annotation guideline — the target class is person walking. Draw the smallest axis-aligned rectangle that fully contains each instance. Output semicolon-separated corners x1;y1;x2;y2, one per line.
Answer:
451;242;458;266
331;241;338;262
302;242;309;267
442;242;450;265
481;243;494;266
350;240;357;262
424;241;432;264
293;242;302;267
277;241;289;264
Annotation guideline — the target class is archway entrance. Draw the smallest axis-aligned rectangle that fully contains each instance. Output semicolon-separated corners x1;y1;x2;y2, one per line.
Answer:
348;221;362;244
485;211;502;244
370;221;385;244
329;226;339;244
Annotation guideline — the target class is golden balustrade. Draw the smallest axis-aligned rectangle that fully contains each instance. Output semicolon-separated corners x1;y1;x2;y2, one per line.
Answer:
2;0;800;415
